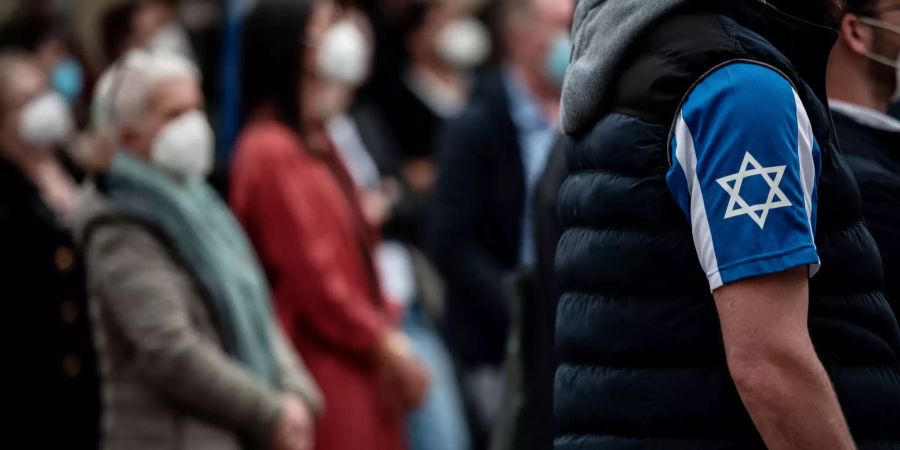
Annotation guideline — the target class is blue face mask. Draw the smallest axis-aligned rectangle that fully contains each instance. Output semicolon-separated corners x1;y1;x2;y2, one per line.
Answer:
50;58;84;103
545;32;572;88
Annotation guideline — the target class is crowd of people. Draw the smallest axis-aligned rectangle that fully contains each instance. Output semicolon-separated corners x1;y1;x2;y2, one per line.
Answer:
5;0;570;449
5;0;900;450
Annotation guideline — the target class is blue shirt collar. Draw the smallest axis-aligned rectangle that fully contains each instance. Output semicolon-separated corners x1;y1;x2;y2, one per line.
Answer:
503;68;553;134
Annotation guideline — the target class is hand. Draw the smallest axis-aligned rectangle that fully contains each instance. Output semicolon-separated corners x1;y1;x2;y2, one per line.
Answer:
376;331;431;411
402;158;437;194
69;130;115;174
360;189;392;227
272;394;315;450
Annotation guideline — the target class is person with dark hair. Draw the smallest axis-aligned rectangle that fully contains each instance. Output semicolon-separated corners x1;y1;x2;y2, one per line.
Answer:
1;50;100;450
230;2;430;450
555;0;900;449
827;0;900;317
100;2;138;65
1;14;91;124
99;0;196;67
369;0;491;246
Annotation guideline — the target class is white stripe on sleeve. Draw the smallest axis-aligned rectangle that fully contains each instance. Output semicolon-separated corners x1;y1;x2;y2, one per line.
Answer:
674;113;723;290
792;90;821;276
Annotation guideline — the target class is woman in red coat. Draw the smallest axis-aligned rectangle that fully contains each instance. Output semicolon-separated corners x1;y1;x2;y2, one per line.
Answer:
230;2;429;450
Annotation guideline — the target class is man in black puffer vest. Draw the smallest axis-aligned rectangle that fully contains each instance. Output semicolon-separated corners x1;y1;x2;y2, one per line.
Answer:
827;0;900;318
554;1;900;449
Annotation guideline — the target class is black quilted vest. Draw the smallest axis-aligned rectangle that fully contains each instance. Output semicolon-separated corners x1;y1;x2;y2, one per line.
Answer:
554;2;900;449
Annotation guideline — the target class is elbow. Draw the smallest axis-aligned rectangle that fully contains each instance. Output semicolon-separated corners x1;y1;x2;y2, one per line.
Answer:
728;357;781;406
725;340;814;411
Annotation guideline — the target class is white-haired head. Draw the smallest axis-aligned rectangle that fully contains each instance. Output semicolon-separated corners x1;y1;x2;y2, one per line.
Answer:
92;48;200;140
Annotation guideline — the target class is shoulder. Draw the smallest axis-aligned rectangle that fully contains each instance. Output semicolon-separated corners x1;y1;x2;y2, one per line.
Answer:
73;183;170;262
439;71;508;148
677;62;799;134
72;182;120;244
643;12;735;58
611;11;739;122
234;121;305;164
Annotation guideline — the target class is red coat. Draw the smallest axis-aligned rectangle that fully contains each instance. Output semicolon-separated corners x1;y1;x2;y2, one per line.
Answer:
230;121;405;450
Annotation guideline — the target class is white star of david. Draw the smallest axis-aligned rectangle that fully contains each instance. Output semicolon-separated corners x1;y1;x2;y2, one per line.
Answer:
716;151;792;229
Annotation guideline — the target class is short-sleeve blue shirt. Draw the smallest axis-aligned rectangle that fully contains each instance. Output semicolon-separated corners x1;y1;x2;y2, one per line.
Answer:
666;62;822;291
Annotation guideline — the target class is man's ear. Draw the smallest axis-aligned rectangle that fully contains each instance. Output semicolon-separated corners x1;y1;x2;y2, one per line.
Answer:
842;14;875;57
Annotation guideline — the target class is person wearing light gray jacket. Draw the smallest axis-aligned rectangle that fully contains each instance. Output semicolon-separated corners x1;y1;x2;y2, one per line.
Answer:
73;49;322;450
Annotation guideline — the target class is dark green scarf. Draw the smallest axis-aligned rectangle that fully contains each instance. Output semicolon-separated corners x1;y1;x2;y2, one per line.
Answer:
105;152;278;387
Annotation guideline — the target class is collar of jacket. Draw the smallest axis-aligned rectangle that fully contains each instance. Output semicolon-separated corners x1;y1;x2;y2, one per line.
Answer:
560;0;837;134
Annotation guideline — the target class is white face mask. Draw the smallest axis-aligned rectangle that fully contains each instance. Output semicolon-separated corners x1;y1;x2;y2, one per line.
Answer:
19;91;74;149
150;110;214;177
317;20;371;86
434;17;491;69
859;17;900;100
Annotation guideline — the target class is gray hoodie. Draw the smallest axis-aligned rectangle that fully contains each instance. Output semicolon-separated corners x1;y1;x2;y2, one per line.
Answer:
560;0;691;134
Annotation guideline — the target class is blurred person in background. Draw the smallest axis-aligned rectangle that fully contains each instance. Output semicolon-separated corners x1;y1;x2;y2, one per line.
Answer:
426;0;572;447
555;0;900;449
134;0;196;61
74;48;322;450
1;51;100;450
34;31;88;112
230;2;429;450
99;0;198;67
373;0;491;246
318;8;472;450
526;137;566;450
0;13;91;124
99;2;142;67
827;0;900;316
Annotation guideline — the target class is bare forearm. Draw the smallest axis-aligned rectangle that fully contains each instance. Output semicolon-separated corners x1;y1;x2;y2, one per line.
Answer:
715;267;855;450
729;344;855;450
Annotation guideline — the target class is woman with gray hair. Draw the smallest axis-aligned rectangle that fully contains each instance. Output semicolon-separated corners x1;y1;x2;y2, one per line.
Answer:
73;48;322;450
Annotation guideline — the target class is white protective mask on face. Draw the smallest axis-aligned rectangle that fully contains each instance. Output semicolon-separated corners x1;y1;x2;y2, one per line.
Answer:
150;110;214;177
19;91;74;149
859;17;900;100
434;17;491;69
317;20;371;86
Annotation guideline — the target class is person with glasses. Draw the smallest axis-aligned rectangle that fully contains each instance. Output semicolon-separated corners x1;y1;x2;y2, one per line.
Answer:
827;0;900;318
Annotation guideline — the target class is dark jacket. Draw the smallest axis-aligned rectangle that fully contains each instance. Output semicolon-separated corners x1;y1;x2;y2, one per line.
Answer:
833;109;900;318
523;139;567;450
375;73;444;161
555;2;900;449
348;100;430;246
1;158;100;450
428;70;524;366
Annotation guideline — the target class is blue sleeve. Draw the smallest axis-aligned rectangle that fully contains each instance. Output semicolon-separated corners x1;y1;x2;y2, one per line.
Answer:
666;62;821;291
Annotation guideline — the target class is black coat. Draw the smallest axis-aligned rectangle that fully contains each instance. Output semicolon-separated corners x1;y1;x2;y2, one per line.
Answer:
833;110;900;318
1;158;100;449
427;70;524;367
